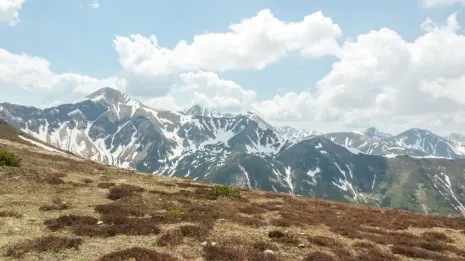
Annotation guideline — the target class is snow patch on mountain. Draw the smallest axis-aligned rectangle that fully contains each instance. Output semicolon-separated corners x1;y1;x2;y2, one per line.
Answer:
19;136;64;154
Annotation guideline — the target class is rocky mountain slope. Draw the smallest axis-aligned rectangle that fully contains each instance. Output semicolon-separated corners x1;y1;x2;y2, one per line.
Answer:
1;87;465;216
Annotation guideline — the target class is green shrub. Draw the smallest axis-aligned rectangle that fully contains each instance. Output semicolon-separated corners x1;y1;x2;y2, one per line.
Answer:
0;149;21;167
211;185;241;198
169;209;184;216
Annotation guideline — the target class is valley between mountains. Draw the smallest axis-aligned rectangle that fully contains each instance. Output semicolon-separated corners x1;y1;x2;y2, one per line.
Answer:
1;87;465;217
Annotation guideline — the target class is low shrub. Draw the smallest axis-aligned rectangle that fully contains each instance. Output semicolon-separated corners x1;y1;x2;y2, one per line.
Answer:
179;224;209;239
95;202;146;217
420;231;454;243
0;149;21;167
45;176;65;185
268;230;286;239
211;185;241;198
169;209;184;216
307;236;342;248
108;184;145;200
157;230;183;246
390;245;444;260
98;247;177;261
6;235;82;258
252;241;278;251
202;242;246;261
82;178;93;184
44;215;98;231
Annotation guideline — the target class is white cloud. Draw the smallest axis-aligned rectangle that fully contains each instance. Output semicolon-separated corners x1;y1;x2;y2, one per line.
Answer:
0;48;126;93
422;0;465;8
113;9;342;76
145;71;256;112
144;96;180;111
90;0;99;9
0;0;24;26
224;13;465;134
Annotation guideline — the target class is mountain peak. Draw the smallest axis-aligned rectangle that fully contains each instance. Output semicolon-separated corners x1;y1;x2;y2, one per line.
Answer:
86;87;126;101
363;127;393;140
183;105;231;118
445;133;465;142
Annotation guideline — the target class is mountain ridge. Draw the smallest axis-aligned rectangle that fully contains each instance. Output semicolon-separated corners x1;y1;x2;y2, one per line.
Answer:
1;87;465;217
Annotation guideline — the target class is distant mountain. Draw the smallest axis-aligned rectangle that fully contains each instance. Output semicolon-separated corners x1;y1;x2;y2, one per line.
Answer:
182;105;233;118
320;128;465;159
275;126;300;139
1;87;465;217
363;127;393;140
445;133;465;143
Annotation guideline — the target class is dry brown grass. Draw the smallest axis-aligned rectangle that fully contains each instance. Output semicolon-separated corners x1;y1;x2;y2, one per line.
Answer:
6;236;82;258
98;247;178;261
1;136;465;261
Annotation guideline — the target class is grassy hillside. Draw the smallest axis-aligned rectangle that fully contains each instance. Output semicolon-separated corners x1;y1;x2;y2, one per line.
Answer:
1;135;465;260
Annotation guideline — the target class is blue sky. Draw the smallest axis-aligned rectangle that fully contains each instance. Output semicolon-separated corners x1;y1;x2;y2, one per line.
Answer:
1;0;465;134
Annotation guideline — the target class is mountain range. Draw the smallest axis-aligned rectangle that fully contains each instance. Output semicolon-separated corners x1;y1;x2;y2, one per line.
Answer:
1;87;465;216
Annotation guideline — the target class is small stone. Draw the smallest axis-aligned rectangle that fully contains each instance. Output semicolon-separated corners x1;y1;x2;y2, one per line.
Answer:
97;221;104;225
264;249;274;255
13;227;20;232
200;241;208;246
298;232;305;235
298;244;305;248
210;242;217;246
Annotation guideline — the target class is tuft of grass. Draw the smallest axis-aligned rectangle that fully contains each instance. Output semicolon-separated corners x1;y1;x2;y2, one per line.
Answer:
39;197;69;211
97;182;115;189
157;229;183;247
95;201;146;217
202;241;247;261
252;241;278;252
82;178;93;184
268;230;286;239
168;209;184;216
6;235;83;258
98;247;177;261
390;245;447;260
211;185;241;198
107;184;145;200
0;149;21;167
0;210;22;218
179;224;209;239
307;235;342;249
44;215;98;231
421;231;454;243
268;230;300;245
45;176;65;185
303;251;336;261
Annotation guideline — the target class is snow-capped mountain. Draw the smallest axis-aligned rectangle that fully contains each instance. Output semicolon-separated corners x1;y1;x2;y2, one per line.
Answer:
363;127;393;140
1;87;465;217
445;133;465;143
320;128;465;159
275;126;300;138
182;105;233;118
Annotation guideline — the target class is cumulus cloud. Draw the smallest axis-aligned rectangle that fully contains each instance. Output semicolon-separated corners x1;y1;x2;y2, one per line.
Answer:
249;12;465;133
421;0;465;8
0;48;126;93
90;0;99;9
144;71;256;112
0;0;24;26
146;13;463;134
113;9;342;76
